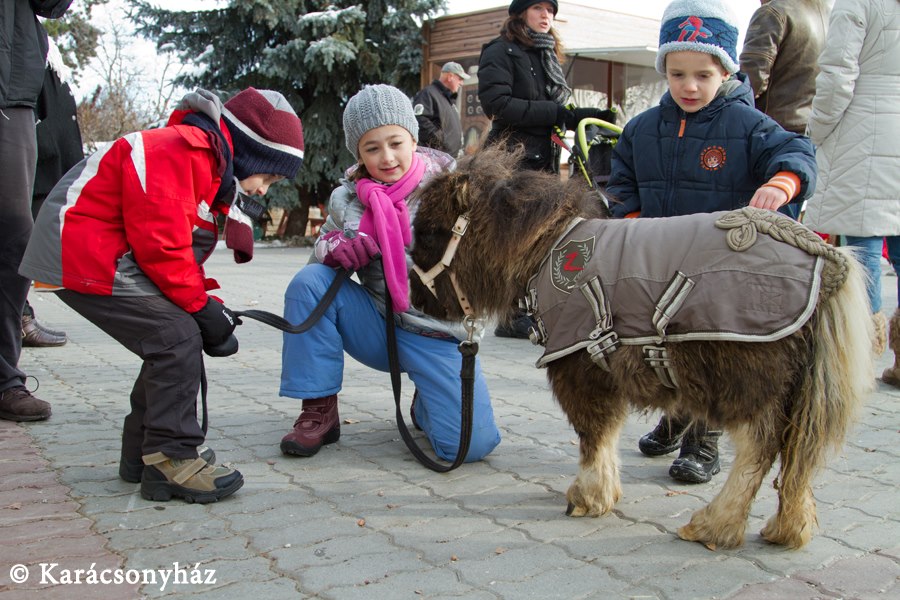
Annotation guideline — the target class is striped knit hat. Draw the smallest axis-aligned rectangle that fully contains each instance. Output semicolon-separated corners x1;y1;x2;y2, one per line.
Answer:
223;88;304;180
656;0;740;75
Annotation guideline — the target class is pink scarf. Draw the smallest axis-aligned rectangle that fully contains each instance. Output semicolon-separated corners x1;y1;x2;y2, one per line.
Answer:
356;153;426;312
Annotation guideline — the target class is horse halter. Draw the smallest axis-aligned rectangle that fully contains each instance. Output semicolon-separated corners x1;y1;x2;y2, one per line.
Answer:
412;213;475;321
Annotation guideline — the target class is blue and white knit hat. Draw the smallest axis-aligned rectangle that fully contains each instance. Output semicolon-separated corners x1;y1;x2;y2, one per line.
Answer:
656;0;740;75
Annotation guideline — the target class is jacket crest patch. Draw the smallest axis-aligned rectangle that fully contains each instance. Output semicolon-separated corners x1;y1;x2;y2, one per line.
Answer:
700;146;727;171
551;237;595;293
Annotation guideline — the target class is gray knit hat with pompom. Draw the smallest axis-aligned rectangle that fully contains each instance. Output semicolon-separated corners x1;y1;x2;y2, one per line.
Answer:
343;84;419;157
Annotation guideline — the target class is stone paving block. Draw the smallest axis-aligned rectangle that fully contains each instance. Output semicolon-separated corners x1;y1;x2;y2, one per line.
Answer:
392;524;534;565
270;536;423;591
1;517;92;545
0;483;70;506
665;555;780;599
172;577;304;599
793;554;900;599
0;581;139;600
138;556;283;598
103;518;234;552
225;499;333;532
727;576;843;600
205;488;318;519
124;536;255;571
13;533;113;564
734;534;862;577
448;543;584;588
489;562;631;599
319;566;487;600
552;519;671;558
0;466;60;491
818;510;899;551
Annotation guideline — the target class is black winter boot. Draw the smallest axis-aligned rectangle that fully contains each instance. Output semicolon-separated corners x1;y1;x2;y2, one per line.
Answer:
638;414;689;456
669;423;721;484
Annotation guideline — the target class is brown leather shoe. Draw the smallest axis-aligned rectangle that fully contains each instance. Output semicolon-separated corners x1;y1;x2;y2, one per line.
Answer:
280;395;340;457
0;386;52;422
22;314;67;347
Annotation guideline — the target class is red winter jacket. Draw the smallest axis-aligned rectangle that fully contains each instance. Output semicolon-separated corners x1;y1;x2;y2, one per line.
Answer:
20;108;234;314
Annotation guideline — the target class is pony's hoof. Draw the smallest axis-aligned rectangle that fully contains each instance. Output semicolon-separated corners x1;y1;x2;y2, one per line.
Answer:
760;519;813;549
677;522;745;549
566;501;591;517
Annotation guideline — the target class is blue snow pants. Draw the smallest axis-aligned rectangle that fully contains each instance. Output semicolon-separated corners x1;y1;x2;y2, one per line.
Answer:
279;264;501;462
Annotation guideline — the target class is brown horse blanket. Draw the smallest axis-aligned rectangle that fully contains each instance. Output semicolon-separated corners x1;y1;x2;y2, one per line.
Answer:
526;210;823;368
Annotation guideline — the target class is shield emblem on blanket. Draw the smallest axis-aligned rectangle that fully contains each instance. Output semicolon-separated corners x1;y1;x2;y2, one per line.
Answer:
550;237;595;293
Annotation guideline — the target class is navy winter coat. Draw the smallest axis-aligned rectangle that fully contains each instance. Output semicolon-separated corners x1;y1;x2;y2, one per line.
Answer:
607;74;816;219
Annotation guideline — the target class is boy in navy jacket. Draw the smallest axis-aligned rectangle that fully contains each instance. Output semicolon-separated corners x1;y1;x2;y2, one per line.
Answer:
607;0;817;484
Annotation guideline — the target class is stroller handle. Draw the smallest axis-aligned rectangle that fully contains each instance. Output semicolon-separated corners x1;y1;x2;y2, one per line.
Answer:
576;118;623;159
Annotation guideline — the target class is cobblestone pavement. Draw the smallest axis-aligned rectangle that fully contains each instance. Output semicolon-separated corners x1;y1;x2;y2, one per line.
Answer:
2;246;898;599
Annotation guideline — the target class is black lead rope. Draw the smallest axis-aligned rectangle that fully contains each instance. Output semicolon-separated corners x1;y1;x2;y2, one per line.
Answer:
233;266;476;472
384;285;475;472
234;268;353;333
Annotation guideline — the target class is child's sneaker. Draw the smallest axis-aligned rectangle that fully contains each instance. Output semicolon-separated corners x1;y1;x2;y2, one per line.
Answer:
140;452;242;503
120;446;216;483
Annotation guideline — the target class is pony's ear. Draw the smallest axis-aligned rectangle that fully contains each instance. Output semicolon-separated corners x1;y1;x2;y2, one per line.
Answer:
456;177;471;211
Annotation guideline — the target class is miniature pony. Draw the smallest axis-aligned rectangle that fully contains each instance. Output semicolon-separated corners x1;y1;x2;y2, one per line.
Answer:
408;146;873;549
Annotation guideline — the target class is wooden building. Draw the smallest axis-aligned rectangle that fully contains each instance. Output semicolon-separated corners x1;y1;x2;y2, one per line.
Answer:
421;2;665;155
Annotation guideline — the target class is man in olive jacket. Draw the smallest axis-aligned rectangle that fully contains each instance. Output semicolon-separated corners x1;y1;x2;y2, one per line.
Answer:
739;0;830;218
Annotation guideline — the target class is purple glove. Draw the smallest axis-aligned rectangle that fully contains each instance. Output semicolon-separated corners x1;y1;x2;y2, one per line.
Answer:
320;230;380;271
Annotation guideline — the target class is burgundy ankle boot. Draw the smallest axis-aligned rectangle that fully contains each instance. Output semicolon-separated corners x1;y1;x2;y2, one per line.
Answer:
280;395;340;457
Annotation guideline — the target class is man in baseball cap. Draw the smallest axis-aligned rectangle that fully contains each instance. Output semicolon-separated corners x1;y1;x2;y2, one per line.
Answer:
412;62;470;157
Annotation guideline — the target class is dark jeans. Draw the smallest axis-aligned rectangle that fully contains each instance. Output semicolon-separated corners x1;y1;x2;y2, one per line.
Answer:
56;291;206;459
0;107;37;393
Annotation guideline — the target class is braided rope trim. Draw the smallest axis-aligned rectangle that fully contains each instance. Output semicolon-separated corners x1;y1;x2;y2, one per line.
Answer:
715;207;849;297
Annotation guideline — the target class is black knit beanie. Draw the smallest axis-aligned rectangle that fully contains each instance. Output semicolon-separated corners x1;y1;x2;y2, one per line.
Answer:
508;0;558;15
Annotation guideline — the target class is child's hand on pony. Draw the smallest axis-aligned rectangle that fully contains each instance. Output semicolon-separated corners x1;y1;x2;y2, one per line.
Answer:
749;185;790;212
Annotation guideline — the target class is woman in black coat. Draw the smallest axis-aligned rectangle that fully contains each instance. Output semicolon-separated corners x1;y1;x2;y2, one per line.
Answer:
478;0;608;337
478;0;605;174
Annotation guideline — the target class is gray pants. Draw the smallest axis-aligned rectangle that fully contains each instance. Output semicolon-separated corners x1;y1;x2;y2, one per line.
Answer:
0;107;37;392
56;291;206;460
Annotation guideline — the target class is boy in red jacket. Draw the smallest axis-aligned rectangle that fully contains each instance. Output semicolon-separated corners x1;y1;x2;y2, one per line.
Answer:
20;88;304;503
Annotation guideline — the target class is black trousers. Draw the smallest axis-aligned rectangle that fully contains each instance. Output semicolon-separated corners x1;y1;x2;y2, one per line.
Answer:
56;291;206;459
0;107;37;393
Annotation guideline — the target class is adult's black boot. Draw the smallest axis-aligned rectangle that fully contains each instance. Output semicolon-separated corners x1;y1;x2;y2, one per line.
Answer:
669;423;721;484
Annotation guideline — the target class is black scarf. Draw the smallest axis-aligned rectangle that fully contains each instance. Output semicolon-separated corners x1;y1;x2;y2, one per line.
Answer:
182;112;236;206
528;29;571;105
182;111;259;263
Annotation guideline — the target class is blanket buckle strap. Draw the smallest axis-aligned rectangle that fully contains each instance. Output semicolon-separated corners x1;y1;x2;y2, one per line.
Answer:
581;276;620;371
520;289;548;345
643;271;696;389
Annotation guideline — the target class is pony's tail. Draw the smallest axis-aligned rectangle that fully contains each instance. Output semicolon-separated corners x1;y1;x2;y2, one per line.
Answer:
780;248;874;498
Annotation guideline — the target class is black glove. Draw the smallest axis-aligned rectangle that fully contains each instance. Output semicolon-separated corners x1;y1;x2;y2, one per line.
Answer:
203;334;239;357
564;107;611;130
192;297;240;348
